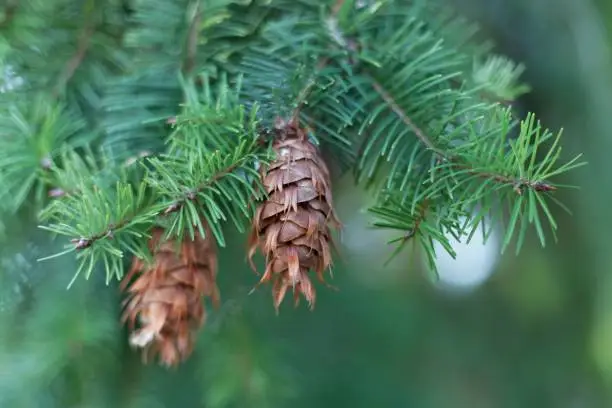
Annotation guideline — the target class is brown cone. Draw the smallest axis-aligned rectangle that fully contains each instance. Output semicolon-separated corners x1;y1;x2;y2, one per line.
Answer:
248;117;340;311
120;226;219;367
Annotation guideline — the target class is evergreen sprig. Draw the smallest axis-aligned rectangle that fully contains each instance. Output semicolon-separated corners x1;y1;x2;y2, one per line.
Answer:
0;95;93;213
0;0;591;400
38;78;269;285
369;109;585;274
0;0;128;113
100;0;270;161
0;0;584;284
235;0;584;275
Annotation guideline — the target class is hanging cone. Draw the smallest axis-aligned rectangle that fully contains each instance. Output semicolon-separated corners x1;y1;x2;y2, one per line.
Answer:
120;225;219;367
248;117;340;311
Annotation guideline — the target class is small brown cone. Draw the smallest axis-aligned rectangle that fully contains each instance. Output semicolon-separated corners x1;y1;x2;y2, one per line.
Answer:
120;226;219;367
248;117;340;311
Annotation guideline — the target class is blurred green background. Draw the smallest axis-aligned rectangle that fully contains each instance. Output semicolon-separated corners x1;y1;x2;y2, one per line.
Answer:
2;0;612;407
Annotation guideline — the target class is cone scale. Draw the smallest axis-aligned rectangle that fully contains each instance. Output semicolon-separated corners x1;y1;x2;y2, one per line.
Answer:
120;226;219;367
248;117;340;311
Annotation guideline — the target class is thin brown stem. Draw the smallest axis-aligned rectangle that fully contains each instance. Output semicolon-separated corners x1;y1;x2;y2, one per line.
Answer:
291;57;329;122
476;170;556;193
402;199;429;242
289;0;346;122
53;23;95;97
182;1;201;75
371;80;446;157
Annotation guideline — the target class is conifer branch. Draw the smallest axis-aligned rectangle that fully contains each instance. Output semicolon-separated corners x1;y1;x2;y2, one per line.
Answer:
460;165;557;194
312;2;581;267
369;78;556;194
71;222;126;250
401;199;429;242
19;0;582;289
53;21;96;97
0;0;590;388
39;77;268;283
38;142;265;284
159;154;254;216
289;1;346;122
69;154;254;251
291;58;328;122
369;193;462;273
448;77;513;107
327;4;550;193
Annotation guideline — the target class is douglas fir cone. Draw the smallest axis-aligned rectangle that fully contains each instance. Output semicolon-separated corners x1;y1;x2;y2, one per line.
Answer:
121;226;219;367
248;117;340;311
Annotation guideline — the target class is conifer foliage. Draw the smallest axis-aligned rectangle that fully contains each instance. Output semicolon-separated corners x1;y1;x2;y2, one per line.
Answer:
0;0;585;372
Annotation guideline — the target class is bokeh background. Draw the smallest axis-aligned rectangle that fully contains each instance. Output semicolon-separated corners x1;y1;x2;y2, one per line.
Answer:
2;0;612;407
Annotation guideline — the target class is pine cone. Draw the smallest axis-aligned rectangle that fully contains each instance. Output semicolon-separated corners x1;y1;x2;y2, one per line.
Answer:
120;226;219;367
248;117;340;311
